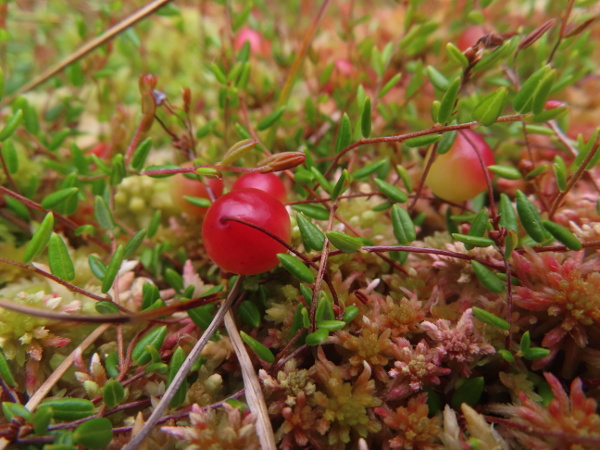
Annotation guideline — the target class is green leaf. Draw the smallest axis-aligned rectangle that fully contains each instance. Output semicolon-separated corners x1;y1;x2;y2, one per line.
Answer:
310;166;332;193
498;193;518;232
513;65;550;113
238;300;261;328
343;305;359;323
391;205;416;244
110;154;126;186
240;331;275;363
147;210;161;239
39;398;95;421
437;76;461;123
452;233;495;248
88;255;106;281
2;402;32;421
523;347;551;360
374;178;408;203
532;69;557;115
132;326;168;365
48;233;76;281
33;407;53;435
164;268;184;292
335;113;352;153
0;109;23;142
353;159;388;179
436;129;457;154
488;165;521;180
167;347;187;407
291;203;330;221
95;301;120;314
277;254;314;284
0;352;15;387
41;188;79;210
360;97;372;138
187;304;216;330
471;261;505;293
208;62;227;84
404;133;442;148
542;220;582;251
221;138;258;167
305;329;329;346
446;42;469;68
257;106;286;131
472;306;510;330
331;169;350;200
326;231;363;253
515;190;547;243
102;380;125;409
123;229;146;259
94;196;115;230
473;87;507;126
297;213;325;252
465;208;489;250
101;245;124;293
405;60;424;99
23;212;54;263
520;331;531;353
426;66;449;91
379;73;402;98
552;156;567;192
73;417;113;449
1;139;18;173
316;320;346;331
451;377;484;409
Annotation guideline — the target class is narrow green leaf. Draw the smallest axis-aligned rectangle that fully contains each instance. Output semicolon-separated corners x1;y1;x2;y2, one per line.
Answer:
489;165;521;180
41;188;79;210
395;165;413;193
221;138;258;167
1;139;18;173
291;203;330;221
208;62;227;84
277;254;314;284
335;113;352;153
437;76;461;123
404;133;442;148
147;210;161;238
73;417;113;449
360;97;372;138
0;352;16;387
0;110;23;142
436;129;457;154
102;380;125;409
326;231;364;253
498;349;515;363
187;304;216;330
446;42;469;68
2;403;32;422
532;69;557;115
426;66;449;91
33;407;53;435
305;329;329;346
257;106;286;131
452;233;495;247
88;255;106;281
515;190;547;243
110;154;126;186
451;377;484;409
391;205;416;244
331;169;350;200
23;212;54;263
39;398;95;421
164;268;184;292
523;347;551;360
374;178;409;203
513;65;550;113
552;156;567;192
379;73;402;98
94;196;115;230
465;208;489;250
238;301;261;328
310;166;332;193
520;331;531;353
297;213;325;251
316;320;346;331
405;60;424;99
48;233;76;281
101;245;124;293
542;220;582;251
471;260;505;293
123;229;146;259
498;193;518;232
353;159;388;179
472;306;510;330
240;331;275;363
95;301;120;314
473;87;507;126
167;347;187;407
343;305;359;323
132;326;168;365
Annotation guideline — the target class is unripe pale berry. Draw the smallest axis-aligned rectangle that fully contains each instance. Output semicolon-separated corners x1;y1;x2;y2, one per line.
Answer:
425;130;495;202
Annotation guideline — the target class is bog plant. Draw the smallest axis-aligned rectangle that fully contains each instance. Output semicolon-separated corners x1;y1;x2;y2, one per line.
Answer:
0;0;599;448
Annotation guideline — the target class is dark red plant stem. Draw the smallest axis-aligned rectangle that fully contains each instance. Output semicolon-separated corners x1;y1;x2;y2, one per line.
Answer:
323;114;528;179
548;135;600;219
0;256;109;302
547;0;574;64
408;142;437;213
462;130;497;220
